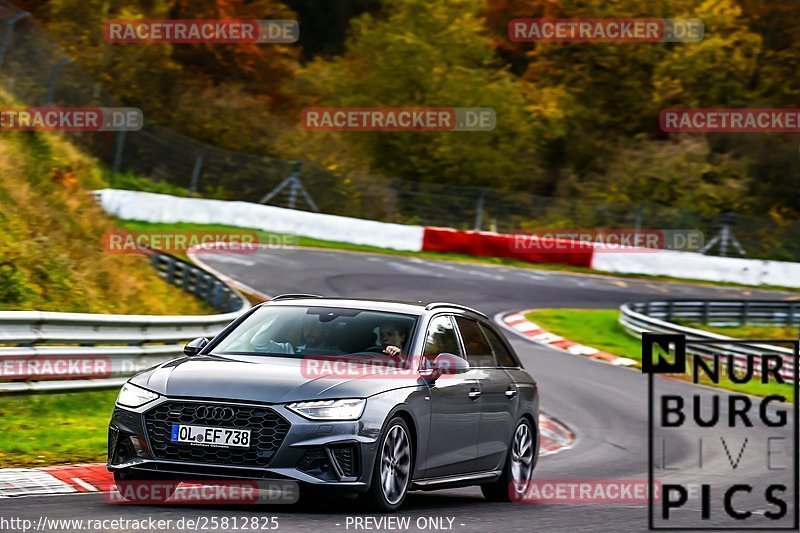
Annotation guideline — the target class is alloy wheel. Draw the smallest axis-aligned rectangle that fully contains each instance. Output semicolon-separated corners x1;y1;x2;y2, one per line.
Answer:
379;424;411;505
510;422;534;496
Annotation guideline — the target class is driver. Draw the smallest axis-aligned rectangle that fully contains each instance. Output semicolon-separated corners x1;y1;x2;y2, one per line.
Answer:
373;321;408;357
250;316;333;353
296;319;333;352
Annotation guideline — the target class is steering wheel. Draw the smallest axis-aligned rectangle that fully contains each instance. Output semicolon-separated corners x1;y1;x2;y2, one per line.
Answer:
362;346;387;353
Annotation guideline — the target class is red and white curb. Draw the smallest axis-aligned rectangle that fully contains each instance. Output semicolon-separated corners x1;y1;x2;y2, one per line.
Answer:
501;310;638;367
0;464;110;497
538;414;574;456
0;413;573;498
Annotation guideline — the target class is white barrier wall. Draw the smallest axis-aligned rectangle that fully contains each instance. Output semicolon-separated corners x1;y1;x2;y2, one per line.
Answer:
96;189;425;252
592;250;800;288
97;189;800;288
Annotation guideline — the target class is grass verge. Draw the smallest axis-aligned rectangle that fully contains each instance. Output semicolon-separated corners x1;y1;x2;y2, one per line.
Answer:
525;308;795;399
0;390;115;467
0;115;212;314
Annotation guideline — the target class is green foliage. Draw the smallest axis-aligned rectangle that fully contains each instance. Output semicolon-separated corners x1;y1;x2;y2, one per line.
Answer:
105;170;190;197
40;0;300;155
562;136;751;216
28;0;800;233
0;263;31;305
298;0;541;190
0;115;212;314
652;0;763;109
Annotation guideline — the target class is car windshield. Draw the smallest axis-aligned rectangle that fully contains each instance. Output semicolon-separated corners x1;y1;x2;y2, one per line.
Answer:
212;305;418;360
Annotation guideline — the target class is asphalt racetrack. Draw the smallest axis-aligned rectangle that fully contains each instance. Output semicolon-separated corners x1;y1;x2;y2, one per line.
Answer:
4;248;797;532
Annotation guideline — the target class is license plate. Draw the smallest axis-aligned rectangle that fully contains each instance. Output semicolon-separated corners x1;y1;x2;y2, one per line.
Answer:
170;424;251;448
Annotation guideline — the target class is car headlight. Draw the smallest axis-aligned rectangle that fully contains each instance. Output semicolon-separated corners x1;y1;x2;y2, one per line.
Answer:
286;398;366;420
116;383;159;408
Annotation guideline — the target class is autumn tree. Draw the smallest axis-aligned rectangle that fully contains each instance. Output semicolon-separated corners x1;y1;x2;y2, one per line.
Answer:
297;0;542;190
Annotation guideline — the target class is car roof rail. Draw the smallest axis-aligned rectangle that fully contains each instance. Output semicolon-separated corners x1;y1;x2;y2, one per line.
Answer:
424;302;487;318
270;293;325;301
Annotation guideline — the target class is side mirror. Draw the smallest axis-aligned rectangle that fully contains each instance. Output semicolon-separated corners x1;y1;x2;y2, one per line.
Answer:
421;353;470;381
184;337;209;357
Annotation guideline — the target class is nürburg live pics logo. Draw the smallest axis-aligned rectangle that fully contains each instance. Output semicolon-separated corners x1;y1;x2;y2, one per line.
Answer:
643;333;799;530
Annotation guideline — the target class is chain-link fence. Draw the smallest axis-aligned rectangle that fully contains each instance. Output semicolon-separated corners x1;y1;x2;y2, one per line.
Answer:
1;2;798;261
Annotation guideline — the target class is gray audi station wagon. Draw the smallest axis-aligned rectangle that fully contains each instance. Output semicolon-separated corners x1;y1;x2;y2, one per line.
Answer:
108;296;539;511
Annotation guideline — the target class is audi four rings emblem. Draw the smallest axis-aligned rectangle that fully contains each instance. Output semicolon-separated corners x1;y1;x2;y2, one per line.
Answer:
196;406;235;421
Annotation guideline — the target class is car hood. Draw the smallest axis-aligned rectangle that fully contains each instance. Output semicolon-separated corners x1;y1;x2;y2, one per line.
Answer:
130;355;422;403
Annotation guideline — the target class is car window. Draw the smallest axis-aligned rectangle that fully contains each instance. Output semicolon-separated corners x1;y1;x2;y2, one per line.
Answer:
422;315;462;365
212;305;416;359
481;324;519;368
454;317;495;368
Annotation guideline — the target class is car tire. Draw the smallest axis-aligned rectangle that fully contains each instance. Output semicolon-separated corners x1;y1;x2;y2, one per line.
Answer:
481;417;536;502
113;472;178;504
364;416;413;512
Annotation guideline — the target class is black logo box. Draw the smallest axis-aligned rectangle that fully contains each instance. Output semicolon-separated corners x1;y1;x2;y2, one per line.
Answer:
644;334;799;531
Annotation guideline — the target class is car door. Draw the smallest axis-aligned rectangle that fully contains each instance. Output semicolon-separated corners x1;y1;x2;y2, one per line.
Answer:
454;316;517;472
421;314;481;478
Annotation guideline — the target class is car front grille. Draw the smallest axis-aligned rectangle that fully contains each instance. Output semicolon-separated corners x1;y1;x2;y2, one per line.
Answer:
144;401;290;467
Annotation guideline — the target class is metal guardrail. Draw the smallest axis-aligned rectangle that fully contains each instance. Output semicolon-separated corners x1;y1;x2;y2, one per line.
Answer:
631;299;800;327
0;252;251;393
619;300;797;379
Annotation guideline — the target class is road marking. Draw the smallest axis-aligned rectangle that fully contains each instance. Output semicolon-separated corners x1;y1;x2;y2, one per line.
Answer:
203;255;256;267
388;261;443;277
70;477;98;492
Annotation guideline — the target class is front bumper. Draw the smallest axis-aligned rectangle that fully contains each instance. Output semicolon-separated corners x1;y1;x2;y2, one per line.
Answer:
108;397;383;491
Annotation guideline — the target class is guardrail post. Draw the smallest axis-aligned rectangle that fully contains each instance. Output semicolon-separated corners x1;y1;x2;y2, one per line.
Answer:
645;301;651;316
790;303;797;326
188;148;207;194
165;257;175;284
702;301;710;325
44;57;72;105
182;265;191;291
741;301;749;326
666;301;673;321
212;282;223;308
112;130;126;175
0;12;29;72
206;280;216;304
195;273;206;298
